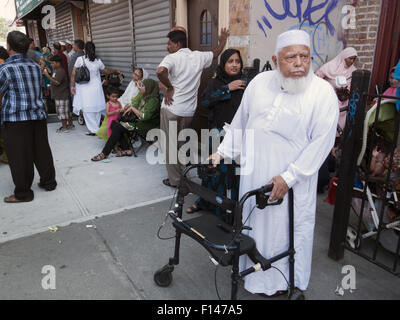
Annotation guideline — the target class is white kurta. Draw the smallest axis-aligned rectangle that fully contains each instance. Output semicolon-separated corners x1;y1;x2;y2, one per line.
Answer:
72;57;106;114
218;70;339;295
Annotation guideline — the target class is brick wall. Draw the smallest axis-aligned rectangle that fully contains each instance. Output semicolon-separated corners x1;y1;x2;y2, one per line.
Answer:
345;0;382;71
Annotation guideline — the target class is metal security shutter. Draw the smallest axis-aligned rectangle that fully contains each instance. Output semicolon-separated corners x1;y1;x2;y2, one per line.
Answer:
89;0;133;88
133;0;170;79
46;2;74;48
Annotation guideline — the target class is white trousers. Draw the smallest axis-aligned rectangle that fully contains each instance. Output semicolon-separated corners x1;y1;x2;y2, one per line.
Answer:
83;111;102;134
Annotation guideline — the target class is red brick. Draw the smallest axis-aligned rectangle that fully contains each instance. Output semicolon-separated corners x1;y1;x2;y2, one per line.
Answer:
362;51;374;56
362;45;374;50
358;7;370;13
360;57;373;63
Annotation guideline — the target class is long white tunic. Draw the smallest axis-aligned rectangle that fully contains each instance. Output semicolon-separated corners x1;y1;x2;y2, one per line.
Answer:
218;70;339;295
72;57;106;114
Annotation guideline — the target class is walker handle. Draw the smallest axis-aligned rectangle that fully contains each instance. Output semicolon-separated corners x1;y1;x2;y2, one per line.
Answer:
240;263;262;278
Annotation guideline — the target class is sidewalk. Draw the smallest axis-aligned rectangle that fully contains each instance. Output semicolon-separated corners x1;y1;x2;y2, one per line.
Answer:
0;121;175;243
0;122;399;300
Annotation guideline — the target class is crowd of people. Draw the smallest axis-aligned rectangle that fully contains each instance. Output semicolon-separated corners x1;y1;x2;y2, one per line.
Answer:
0;26;399;299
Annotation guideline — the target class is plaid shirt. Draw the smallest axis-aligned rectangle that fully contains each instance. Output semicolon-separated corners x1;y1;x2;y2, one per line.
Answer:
0;54;46;123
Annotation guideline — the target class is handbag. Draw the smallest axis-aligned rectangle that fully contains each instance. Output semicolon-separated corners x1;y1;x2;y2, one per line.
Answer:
75;56;90;83
118;111;138;123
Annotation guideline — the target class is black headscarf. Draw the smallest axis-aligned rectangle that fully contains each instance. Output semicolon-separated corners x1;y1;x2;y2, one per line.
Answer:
215;48;243;83
202;49;245;129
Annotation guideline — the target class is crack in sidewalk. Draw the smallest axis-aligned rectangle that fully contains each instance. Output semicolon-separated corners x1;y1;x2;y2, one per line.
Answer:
87;220;147;300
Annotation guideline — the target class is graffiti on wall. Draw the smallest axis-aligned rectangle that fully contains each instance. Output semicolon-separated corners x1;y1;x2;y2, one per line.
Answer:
257;0;339;37
256;0;344;69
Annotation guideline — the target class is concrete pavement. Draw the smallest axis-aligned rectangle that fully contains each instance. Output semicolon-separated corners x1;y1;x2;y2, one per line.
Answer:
1;195;400;300
0;121;175;243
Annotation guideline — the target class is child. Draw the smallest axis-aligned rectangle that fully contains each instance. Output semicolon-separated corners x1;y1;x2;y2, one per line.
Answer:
106;86;123;138
370;146;400;222
370;146;400;178
43;55;73;132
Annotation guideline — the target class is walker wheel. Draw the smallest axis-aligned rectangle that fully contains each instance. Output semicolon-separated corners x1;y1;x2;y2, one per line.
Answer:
154;264;174;287
289;290;305;300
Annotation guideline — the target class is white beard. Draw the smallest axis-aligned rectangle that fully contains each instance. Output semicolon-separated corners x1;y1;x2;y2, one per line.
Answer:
276;66;314;94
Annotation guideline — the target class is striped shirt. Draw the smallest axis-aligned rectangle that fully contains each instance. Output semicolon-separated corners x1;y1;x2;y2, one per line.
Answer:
0;54;46;123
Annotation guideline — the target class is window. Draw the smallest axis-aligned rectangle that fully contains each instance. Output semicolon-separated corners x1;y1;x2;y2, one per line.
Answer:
200;10;212;46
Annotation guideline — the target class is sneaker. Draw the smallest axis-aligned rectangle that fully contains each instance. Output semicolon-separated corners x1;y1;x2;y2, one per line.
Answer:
67;124;75;130
56;127;69;133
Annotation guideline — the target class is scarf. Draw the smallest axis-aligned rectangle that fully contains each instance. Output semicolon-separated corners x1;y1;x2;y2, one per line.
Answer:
317;47;358;84
207;49;245;129
215;48;243;83
131;79;160;118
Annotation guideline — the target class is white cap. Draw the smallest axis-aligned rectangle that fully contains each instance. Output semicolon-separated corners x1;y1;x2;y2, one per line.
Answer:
276;30;310;51
59;41;65;45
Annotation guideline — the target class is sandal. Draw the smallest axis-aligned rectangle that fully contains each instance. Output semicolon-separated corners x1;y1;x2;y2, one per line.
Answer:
186;204;201;214
4;194;32;203
116;150;133;157
91;153;107;162
162;179;177;188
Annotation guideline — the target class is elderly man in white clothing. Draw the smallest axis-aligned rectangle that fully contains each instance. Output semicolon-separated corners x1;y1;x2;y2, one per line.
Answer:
208;29;339;297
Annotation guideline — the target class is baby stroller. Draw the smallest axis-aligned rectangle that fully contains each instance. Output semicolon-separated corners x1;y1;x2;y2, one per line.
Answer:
332;99;400;254
154;164;305;300
77;73;125;126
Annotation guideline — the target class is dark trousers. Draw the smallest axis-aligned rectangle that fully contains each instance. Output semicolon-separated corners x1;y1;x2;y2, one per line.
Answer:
102;122;131;156
3;119;57;201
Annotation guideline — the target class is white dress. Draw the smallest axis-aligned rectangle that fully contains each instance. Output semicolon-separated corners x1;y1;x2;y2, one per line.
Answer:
118;80;139;107
72;57;106;133
218;71;339;295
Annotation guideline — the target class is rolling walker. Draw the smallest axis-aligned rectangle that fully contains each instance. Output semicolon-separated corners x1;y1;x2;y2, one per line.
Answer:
154;164;304;300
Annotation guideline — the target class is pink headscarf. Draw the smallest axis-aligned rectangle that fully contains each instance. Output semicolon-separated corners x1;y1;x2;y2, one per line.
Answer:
316;47;358;87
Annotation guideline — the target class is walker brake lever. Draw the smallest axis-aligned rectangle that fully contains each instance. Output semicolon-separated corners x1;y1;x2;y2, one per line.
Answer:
256;192;283;209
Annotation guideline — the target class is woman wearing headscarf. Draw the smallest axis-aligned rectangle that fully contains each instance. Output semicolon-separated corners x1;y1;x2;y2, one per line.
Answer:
373;66;400;103
316;47;357;131
91;78;160;161
71;41;123;135
96;67;149;142
186;49;247;224
316;47;358;88
315;48;357;193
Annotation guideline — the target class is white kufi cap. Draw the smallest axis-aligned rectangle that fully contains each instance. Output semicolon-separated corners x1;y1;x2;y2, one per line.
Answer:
276;30;310;51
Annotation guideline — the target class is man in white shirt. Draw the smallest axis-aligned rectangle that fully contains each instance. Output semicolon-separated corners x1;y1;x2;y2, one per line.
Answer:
157;28;229;188
208;30;339;297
